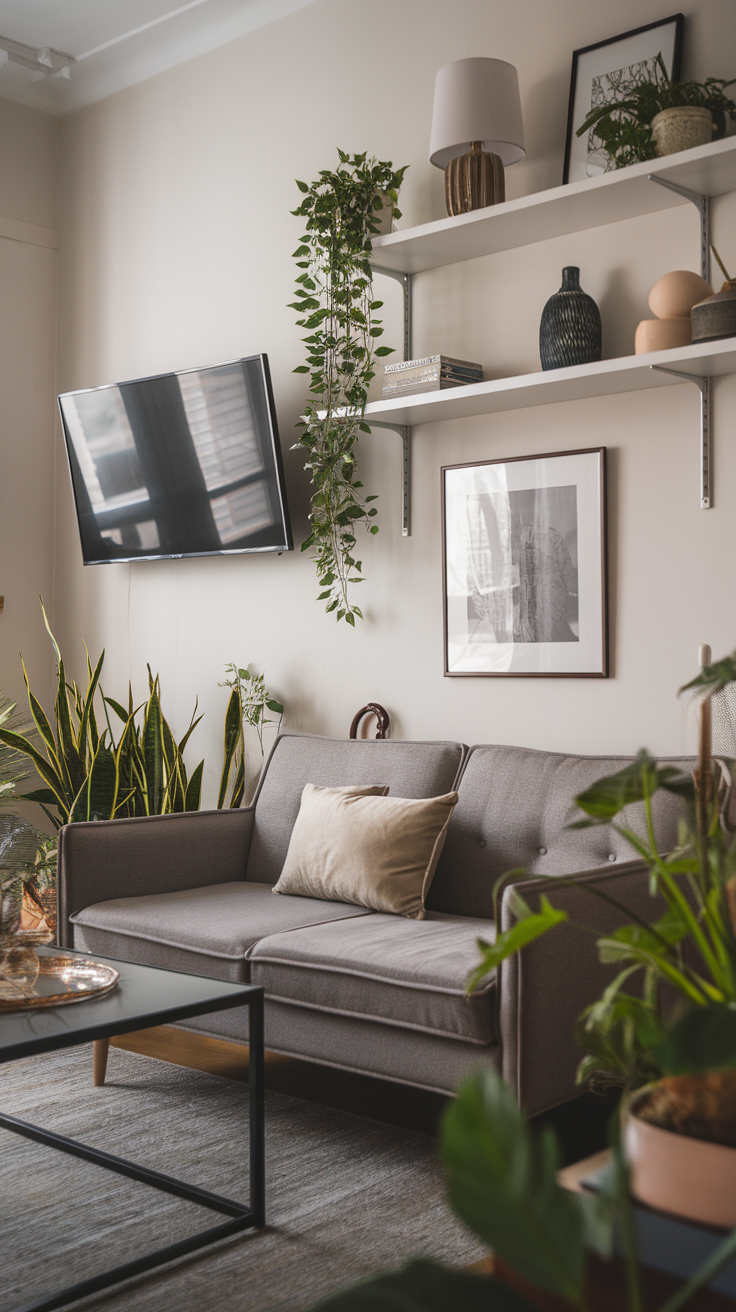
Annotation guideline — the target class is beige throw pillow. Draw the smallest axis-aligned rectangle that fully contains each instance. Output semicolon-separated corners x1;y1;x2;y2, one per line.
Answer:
273;783;459;920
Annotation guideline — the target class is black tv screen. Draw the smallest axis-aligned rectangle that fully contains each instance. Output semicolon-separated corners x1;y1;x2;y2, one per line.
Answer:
58;354;293;564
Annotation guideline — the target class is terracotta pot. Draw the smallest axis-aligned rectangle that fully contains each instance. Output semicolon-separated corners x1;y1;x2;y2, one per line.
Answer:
624;1087;736;1228
648;269;713;320
651;106;714;157
635;317;691;354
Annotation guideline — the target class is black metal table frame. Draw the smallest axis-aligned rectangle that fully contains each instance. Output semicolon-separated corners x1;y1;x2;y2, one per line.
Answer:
0;984;265;1312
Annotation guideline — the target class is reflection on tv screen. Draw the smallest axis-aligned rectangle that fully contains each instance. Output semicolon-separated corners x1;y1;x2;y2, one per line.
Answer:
59;355;292;563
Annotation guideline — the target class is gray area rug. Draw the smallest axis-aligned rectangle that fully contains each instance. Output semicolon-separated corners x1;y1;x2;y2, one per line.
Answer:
1;1046;484;1311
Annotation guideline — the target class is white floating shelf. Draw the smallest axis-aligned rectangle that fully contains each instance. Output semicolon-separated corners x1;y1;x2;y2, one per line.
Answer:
370;137;736;274
364;338;736;428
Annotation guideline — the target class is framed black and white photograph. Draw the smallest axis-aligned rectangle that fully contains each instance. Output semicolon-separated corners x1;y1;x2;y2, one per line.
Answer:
442;448;607;678
562;14;683;184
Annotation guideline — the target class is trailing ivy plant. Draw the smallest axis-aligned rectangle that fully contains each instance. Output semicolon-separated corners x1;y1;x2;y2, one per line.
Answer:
290;150;408;625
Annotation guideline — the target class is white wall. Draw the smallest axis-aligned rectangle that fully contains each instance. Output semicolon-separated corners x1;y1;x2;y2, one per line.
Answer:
0;99;57;761
52;0;736;803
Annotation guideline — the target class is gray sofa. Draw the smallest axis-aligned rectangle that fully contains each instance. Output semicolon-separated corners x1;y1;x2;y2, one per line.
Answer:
58;732;687;1117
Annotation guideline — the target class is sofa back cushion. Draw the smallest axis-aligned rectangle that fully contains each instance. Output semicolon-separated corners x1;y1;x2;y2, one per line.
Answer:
427;744;693;919
245;733;466;886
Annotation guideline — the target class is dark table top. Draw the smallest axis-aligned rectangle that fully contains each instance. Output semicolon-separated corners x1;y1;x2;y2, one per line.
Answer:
0;945;259;1063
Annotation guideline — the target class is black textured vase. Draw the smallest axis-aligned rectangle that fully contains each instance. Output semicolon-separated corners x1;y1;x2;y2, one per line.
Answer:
539;266;602;371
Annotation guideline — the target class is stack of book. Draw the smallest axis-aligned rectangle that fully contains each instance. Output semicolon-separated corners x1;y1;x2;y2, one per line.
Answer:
382;355;483;399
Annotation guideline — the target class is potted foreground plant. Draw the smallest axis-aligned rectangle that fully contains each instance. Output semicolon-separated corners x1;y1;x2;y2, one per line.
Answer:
306;653;736;1311
578;53;736;169
467;649;736;1232
290;151;407;626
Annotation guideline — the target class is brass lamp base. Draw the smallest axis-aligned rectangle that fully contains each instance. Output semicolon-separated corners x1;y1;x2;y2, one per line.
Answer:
444;141;505;216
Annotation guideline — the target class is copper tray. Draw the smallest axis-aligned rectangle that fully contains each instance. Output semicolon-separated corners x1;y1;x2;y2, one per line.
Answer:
0;948;119;1012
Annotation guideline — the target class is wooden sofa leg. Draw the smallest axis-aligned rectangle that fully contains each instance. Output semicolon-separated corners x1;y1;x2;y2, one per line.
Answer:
93;1038;109;1086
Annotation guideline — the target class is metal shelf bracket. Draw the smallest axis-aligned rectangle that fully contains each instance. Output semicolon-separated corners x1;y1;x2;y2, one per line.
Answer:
369;265;413;362
651;365;711;508
364;420;411;536
647;176;713;508
364;266;414;535
647;174;710;283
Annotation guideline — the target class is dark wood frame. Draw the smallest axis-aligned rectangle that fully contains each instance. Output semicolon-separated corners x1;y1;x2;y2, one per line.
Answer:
441;447;608;679
562;13;684;185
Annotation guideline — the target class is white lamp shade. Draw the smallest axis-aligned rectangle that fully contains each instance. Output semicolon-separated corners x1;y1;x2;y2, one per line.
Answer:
429;57;525;169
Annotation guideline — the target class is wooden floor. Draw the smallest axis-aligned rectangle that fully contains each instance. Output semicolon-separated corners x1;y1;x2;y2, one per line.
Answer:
111;1025;614;1160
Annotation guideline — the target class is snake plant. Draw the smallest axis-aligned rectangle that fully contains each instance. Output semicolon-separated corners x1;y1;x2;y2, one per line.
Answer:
0;603;203;829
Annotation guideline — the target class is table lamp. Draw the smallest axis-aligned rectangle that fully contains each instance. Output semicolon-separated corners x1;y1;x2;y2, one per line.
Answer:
429;57;525;216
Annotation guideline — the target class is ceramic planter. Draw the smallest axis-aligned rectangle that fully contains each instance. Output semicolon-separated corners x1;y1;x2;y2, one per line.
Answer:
651;106;713;157
624;1087;736;1228
692;280;736;343
634;318;691;354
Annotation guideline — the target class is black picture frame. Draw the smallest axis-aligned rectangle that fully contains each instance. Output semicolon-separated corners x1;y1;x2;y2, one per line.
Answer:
442;447;608;678
562;14;684;185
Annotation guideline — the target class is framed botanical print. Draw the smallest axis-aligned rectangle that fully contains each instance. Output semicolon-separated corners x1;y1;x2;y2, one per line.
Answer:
563;14;684;184
442;448;608;678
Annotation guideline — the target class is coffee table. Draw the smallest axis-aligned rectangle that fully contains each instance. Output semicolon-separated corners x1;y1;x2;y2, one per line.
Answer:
0;945;265;1312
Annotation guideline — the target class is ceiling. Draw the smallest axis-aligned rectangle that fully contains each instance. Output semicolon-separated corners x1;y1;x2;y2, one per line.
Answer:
0;0;318;114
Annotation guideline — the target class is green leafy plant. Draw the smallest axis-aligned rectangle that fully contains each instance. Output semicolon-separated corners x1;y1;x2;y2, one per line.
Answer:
0;604;203;829
577;53;736;169
308;668;736;1312
291;150;408;625
104;670;204;818
469;653;736;1094
0;827;57;940
217;664;283;809
309;1067;736;1311
0;688;34;807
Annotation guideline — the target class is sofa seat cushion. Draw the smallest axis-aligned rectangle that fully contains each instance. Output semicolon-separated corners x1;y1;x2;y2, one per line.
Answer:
250;912;497;1044
70;881;372;983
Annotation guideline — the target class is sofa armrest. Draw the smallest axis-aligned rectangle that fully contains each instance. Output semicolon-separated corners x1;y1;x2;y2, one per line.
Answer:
497;860;662;1117
57;807;255;948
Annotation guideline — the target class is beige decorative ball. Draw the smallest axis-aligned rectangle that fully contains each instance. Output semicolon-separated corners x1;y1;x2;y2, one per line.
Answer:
648;270;713;320
635;318;692;355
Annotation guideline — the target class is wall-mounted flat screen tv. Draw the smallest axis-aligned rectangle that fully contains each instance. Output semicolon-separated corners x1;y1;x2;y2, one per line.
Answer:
58;354;293;564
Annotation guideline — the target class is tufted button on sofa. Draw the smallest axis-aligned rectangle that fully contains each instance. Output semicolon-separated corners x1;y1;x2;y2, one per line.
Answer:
58;732;690;1117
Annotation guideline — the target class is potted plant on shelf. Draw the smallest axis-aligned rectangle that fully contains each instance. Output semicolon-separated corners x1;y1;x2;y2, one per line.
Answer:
577;54;736;169
290;150;407;626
